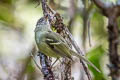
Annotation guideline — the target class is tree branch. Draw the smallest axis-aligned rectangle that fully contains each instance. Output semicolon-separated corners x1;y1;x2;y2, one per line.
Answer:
38;53;55;80
107;16;120;80
38;0;93;79
92;0;107;10
92;0;120;79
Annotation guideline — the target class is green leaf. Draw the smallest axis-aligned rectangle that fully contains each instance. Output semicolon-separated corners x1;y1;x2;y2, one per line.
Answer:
86;45;106;80
26;60;35;73
0;4;14;23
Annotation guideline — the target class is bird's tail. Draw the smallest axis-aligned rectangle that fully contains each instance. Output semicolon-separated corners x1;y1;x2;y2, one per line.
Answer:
70;50;101;73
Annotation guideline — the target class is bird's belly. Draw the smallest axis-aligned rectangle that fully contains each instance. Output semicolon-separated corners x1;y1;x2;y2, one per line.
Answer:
38;43;60;58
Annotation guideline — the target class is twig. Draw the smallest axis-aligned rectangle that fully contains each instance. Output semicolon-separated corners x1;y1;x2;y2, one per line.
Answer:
82;1;94;50
88;20;92;47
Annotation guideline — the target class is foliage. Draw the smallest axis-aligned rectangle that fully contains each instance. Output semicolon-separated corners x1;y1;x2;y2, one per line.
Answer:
87;45;106;80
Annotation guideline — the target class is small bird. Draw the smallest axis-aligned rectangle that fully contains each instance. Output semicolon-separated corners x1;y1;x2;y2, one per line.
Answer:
34;17;100;72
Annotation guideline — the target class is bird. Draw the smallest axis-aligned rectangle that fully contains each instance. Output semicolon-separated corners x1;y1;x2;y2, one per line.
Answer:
34;17;100;72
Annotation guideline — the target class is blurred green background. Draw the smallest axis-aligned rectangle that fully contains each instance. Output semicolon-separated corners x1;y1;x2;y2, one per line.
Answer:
0;0;118;80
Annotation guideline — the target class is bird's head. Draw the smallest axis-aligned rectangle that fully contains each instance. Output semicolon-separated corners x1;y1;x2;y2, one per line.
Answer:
36;17;48;27
35;17;51;32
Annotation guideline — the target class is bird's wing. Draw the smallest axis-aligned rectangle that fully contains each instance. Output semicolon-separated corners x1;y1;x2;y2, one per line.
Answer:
45;31;100;72
45;31;72;60
45;31;66;44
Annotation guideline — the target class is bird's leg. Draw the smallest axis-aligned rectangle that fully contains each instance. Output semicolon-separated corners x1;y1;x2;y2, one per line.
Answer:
58;59;62;64
51;58;59;67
